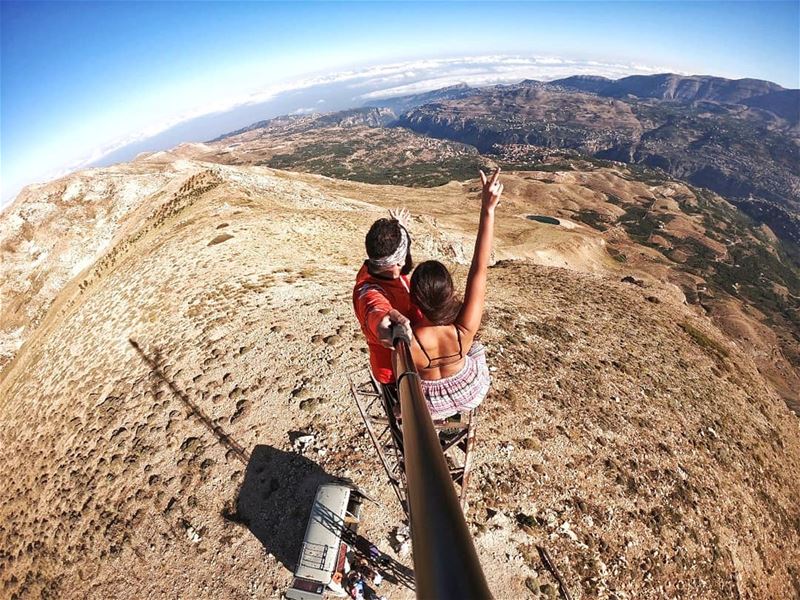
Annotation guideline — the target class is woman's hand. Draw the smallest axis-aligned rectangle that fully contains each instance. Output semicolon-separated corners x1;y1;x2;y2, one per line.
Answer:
457;167;501;336
479;167;503;213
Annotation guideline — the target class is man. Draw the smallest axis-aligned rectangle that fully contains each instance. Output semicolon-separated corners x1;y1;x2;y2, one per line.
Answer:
353;208;419;391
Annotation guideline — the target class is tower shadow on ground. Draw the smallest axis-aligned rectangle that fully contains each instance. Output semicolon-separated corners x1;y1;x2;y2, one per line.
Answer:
229;443;336;572
231;446;415;590
129;337;249;464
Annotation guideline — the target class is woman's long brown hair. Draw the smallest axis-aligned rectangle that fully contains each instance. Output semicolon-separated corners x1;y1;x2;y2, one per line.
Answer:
411;260;463;325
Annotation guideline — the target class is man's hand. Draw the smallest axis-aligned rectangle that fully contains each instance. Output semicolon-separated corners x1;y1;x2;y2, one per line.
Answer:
389;207;411;229
479;167;503;213
377;309;412;348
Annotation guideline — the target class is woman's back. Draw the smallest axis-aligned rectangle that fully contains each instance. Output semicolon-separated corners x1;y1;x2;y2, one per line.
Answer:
411;324;473;380
411;322;490;419
409;167;501;378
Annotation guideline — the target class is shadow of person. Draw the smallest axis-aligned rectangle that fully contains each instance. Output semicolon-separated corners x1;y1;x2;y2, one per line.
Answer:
229;444;337;572
345;531;416;590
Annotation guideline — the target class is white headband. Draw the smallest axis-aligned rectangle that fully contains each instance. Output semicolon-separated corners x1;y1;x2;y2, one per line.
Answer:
369;226;409;269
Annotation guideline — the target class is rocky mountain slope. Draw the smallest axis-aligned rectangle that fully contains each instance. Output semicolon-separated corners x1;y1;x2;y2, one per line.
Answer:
552;74;789;106
171;108;485;188
0;162;187;368
1;157;799;599
391;76;800;245
161;107;800;413
551;74;799;125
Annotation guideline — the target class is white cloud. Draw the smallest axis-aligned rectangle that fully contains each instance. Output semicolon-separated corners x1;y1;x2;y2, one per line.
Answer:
78;54;673;168
4;54;677;207
358;56;682;99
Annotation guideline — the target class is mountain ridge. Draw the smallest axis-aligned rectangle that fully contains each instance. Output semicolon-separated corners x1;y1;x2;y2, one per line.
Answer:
1;156;799;598
390;76;800;245
551;73;787;104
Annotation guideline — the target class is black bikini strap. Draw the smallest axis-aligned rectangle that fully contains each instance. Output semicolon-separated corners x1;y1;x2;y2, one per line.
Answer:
414;326;465;371
412;328;434;369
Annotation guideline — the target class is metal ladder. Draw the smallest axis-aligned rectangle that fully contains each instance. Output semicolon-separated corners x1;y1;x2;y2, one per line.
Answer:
347;367;479;517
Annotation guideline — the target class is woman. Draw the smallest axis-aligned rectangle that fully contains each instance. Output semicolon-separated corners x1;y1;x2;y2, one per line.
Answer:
409;167;503;419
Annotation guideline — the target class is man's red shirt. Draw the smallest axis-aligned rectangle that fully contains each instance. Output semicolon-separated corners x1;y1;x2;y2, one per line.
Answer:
353;262;421;384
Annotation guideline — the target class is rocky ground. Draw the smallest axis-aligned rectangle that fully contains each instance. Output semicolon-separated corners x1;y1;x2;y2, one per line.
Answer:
1;161;799;599
171;107;800;410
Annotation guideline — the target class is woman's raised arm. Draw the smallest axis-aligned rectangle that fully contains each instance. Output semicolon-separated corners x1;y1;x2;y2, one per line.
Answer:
456;168;503;334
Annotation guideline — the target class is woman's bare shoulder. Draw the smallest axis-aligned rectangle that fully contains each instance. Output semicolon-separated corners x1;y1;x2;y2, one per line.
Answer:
454;323;476;347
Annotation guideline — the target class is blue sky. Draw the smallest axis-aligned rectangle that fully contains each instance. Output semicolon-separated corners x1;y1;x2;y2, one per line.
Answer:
2;1;798;206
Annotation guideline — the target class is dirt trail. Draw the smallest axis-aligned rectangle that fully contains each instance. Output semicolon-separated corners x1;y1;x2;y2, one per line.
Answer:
1;163;799;599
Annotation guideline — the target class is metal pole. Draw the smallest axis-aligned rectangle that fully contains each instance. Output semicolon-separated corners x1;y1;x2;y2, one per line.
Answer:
392;336;493;600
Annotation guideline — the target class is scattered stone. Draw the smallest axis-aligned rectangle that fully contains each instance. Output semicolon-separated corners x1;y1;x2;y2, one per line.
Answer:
208;233;233;246
299;398;319;411
516;512;537;529
621;275;644;287
559;521;579;542
293;434;315;452
292;387;312;400
525;576;541;595
183;521;202;543
540;583;558;599
180;437;202;453
323;334;341;345
391;524;411;555
164;497;178;516
488;510;511;528
318;308;331;314
394;525;410;543
520;438;541;451
545;512;557;528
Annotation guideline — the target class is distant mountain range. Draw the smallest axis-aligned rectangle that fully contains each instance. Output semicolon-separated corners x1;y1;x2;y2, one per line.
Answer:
382;74;799;244
198;73;800;247
553;74;793;111
369;73;799;122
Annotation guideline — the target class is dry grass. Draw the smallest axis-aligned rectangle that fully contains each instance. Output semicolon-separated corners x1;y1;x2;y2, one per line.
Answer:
1;159;799;599
680;322;730;358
